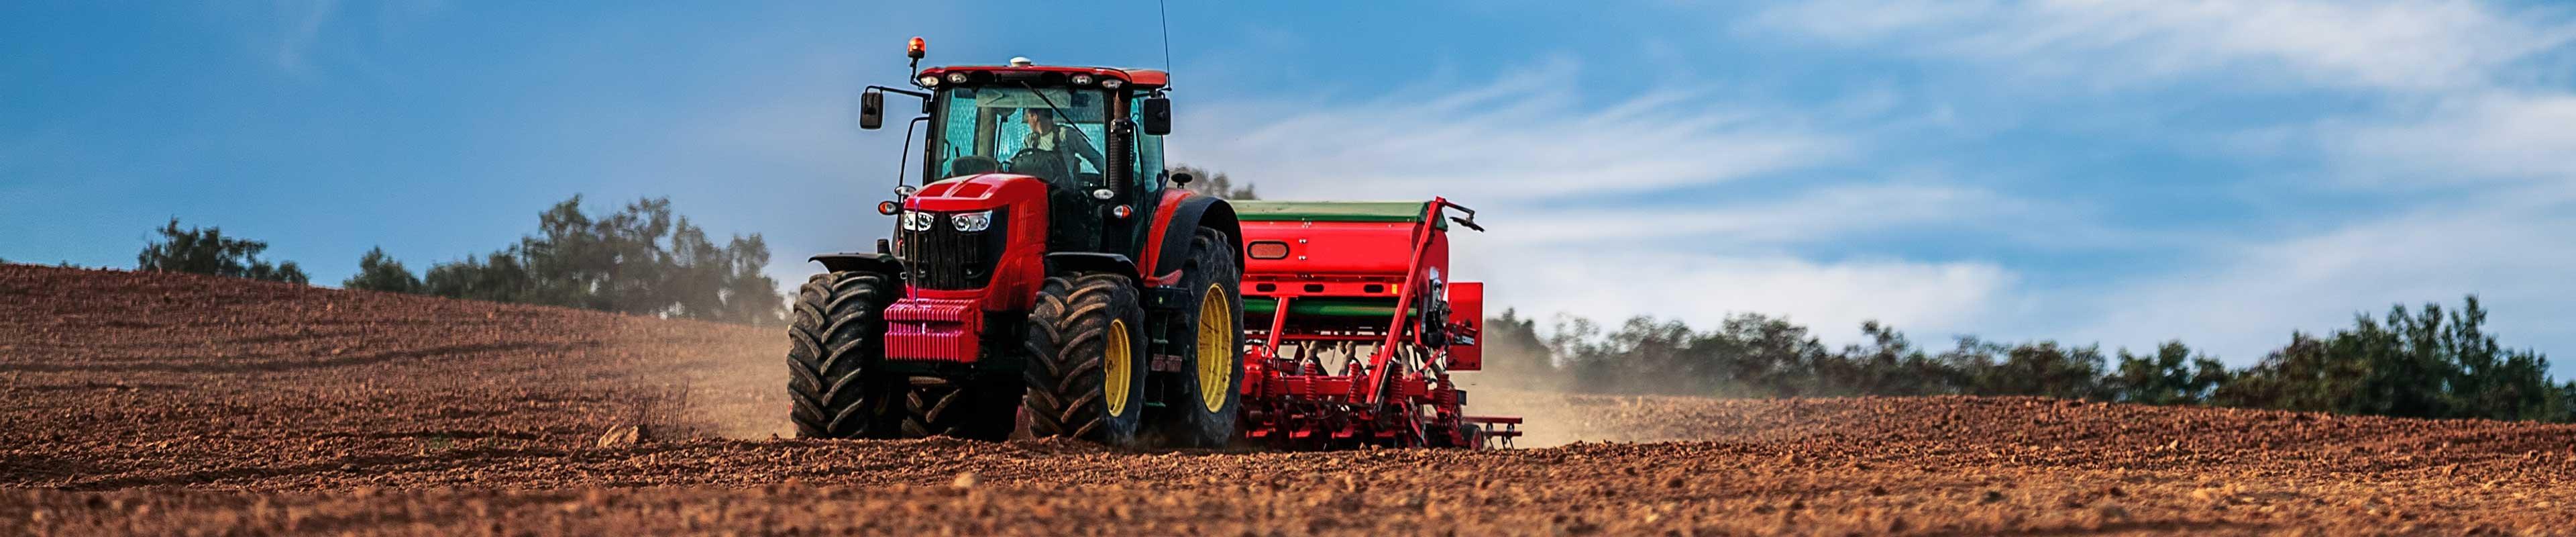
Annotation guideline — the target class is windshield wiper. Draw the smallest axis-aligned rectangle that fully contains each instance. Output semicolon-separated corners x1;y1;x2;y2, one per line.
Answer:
1016;81;1078;133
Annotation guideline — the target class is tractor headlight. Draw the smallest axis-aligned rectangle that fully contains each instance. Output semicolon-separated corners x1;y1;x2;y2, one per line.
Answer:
917;75;941;87
1069;74;1094;86
900;210;937;232
949;210;994;232
1099;78;1124;89
946;72;970;85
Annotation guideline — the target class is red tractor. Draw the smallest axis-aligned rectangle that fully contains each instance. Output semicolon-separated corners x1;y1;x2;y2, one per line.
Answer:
790;38;1519;450
787;39;1247;448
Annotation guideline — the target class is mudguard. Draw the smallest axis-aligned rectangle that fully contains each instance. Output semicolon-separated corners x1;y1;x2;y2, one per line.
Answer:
811;252;904;276
1044;252;1138;280
1145;195;1242;283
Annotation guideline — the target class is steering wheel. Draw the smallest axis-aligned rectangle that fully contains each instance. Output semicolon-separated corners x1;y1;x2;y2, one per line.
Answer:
1006;147;1051;166
1006;147;1069;184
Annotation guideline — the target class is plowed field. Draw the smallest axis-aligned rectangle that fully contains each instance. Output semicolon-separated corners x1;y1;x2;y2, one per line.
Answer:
4;264;2573;536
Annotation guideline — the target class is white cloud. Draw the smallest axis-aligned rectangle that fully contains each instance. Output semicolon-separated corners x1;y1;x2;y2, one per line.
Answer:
2328;91;2576;189
1178;61;1849;202
1750;0;2576;93
1177;60;2028;342
1458;246;2016;342
2070;202;2576;364
1489;183;2028;248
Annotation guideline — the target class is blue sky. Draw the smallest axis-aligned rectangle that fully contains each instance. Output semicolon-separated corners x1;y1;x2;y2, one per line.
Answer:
8;1;2576;375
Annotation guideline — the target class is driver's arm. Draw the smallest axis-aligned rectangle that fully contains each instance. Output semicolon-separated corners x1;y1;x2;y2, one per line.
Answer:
1061;126;1107;171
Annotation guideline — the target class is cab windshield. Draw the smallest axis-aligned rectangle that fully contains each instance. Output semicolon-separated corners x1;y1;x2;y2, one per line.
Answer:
929;87;1110;187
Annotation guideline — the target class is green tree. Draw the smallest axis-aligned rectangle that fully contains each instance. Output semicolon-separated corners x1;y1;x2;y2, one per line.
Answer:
1942;340;2111;399
2210;334;2357;413
2214;296;2568;422
2438;297;2565;421
423;249;532;303
136;218;308;284
1545;313;1837;397
2106;341;2231;405
407;195;784;326
343;246;423;293
1814;322;1957;397
1702;313;1835;397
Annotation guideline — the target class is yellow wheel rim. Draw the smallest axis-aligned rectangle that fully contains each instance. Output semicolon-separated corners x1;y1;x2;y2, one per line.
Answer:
1103;319;1134;418
1195;283;1235;413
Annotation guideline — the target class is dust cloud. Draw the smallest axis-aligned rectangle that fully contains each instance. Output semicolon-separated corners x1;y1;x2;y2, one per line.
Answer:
601;315;1695;447
1444;334;1689;448
608;321;794;440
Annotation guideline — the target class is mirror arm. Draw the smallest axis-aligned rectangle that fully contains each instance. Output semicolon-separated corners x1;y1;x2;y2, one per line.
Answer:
867;86;931;100
894;115;931;189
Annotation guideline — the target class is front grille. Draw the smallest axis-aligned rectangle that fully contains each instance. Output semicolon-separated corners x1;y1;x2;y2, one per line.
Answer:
897;211;1009;290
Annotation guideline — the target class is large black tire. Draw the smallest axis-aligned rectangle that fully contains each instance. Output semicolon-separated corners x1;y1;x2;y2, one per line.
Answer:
786;271;898;439
1022;273;1148;446
899;375;1022;441
1157;228;1246;448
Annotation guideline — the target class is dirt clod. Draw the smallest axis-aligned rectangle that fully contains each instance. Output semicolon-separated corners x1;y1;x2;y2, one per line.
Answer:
597;425;644;448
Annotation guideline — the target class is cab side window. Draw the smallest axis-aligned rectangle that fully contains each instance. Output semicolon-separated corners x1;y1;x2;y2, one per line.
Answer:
1130;97;1166;195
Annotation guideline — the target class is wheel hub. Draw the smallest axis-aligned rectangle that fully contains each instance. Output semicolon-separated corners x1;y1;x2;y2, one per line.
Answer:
1195;283;1234;412
1104;319;1134;418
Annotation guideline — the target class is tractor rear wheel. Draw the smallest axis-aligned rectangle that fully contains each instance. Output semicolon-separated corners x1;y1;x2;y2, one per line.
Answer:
1022;273;1148;447
900;375;1022;441
1157;228;1246;448
786;271;898;439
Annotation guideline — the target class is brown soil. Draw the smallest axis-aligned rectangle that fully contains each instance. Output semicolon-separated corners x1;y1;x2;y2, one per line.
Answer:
3;264;2573;536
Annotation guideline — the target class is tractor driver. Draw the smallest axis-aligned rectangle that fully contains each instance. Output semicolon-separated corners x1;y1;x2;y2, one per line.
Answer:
1017;108;1105;185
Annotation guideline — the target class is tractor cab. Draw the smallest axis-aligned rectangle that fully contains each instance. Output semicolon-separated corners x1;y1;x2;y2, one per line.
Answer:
862;54;1174;256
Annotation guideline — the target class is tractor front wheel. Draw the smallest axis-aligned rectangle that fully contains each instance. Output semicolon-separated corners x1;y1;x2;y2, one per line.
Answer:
900;375;1023;441
786;271;898;439
1021;273;1150;447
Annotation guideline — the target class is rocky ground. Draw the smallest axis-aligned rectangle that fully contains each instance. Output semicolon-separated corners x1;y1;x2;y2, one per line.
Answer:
3;264;2573;536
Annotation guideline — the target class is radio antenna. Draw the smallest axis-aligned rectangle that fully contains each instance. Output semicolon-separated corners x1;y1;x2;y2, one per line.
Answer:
1157;0;1174;88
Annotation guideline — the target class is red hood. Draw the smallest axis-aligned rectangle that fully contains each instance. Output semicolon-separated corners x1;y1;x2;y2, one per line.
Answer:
907;173;1049;212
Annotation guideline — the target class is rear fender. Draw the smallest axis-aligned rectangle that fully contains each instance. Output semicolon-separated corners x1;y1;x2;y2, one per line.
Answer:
1140;192;1241;286
1044;252;1138;280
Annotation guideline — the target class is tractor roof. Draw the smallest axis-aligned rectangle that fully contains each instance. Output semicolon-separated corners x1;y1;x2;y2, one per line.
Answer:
1234;201;1443;228
918;65;1169;89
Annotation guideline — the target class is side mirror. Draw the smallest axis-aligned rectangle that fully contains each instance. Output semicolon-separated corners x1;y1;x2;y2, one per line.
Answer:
1140;97;1171;136
1171;170;1195;186
859;89;885;130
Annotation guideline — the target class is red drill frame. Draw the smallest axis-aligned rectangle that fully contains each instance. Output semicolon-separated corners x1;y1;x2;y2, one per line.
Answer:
1236;197;1521;449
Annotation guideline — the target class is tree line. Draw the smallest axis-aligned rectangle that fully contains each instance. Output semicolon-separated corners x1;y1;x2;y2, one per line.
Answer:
134;218;311;284
1479;295;2576;422
115;162;1253;324
129;196;784;326
343;196;784;325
